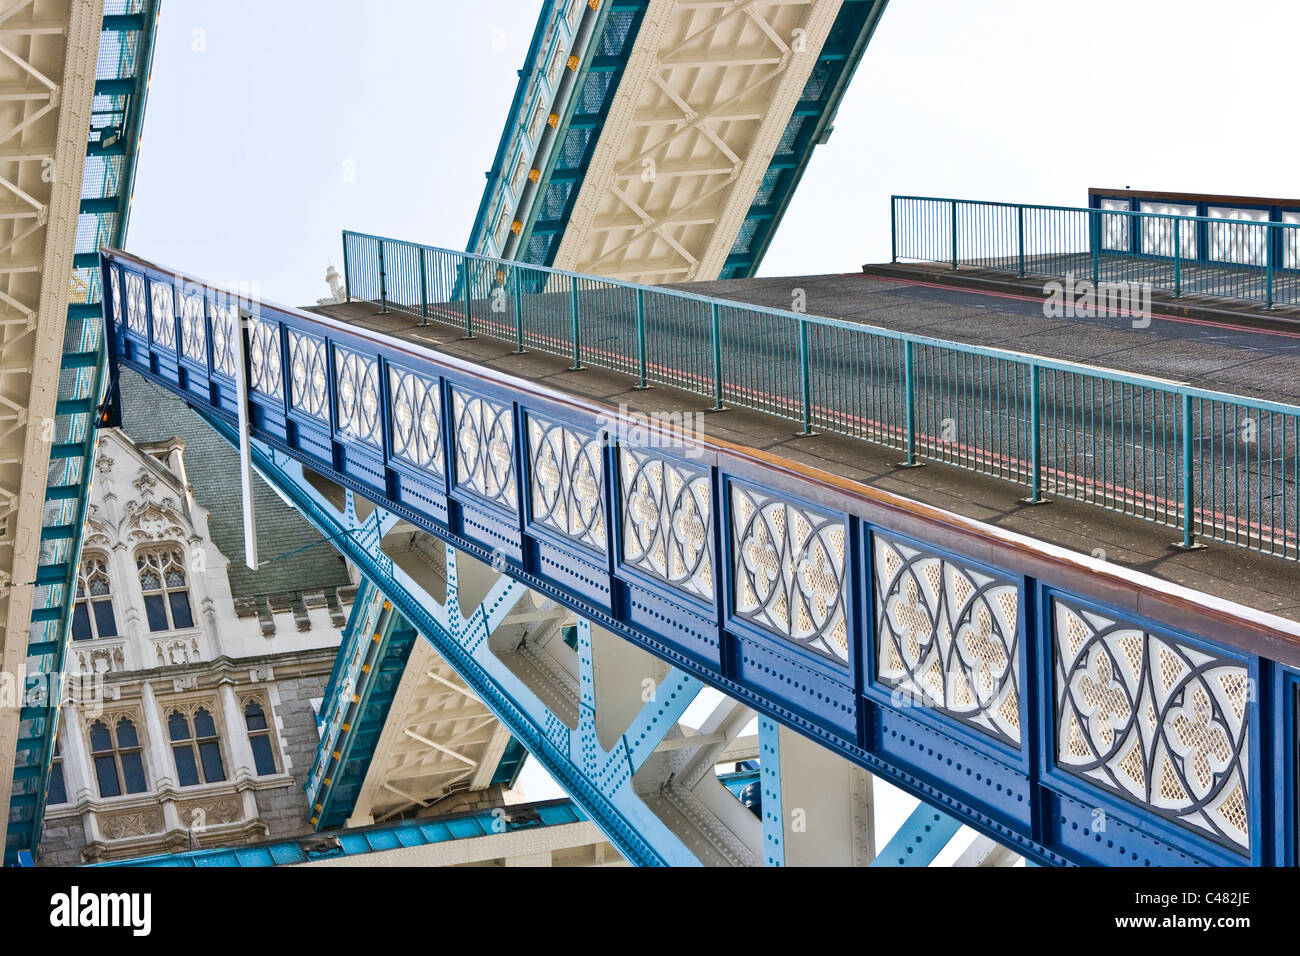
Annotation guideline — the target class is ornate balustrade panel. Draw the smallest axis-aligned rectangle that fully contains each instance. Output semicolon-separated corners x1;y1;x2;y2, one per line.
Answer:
100;249;1300;868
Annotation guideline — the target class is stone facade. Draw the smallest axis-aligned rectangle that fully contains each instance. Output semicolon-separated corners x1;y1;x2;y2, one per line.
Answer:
37;423;355;865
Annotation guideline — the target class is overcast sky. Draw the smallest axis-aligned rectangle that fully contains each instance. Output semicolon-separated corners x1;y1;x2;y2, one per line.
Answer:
127;0;1300;305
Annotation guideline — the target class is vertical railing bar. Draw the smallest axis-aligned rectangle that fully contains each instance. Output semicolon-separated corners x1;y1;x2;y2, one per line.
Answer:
1173;217;1182;298
710;302;724;411
1017;205;1025;279
418;248;429;324
513;268;524;354
461;259;473;337
902;339;918;466
798;317;813;435
634;288;648;389
1181;392;1196;549
950;199;958;271
569;275;581;371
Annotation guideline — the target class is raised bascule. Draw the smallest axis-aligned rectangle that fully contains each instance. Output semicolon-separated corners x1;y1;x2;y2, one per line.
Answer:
0;0;158;866
8;0;1300;869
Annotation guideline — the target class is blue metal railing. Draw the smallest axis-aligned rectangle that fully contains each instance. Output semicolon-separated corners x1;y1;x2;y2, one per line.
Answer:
342;230;1300;561
890;194;1300;309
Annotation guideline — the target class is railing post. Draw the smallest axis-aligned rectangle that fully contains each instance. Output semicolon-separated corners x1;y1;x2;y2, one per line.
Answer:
634;288;649;389
950;199;958;271
341;233;352;302
1090;209;1100;287
1181;392;1196;550
569;276;581;371
890;197;898;263
461;260;473;337
902;339;918;467
797;318;813;436
1020;362;1045;504
418;247;429;324
1266;221;1275;309
1016;205;1025;279
710;302;724;411
377;240;387;314
1173;218;1182;298
512;269;524;354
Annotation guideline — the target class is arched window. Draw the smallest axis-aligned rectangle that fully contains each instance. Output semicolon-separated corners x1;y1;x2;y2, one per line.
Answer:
137;547;194;632
243;700;278;776
72;555;118;641
168;706;225;786
88;717;147;798
47;739;67;805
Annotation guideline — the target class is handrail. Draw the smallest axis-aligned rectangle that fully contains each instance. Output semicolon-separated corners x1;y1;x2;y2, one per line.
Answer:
340;231;1300;561
890;193;1300;311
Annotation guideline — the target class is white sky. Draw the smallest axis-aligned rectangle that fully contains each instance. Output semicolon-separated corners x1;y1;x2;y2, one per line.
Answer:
127;0;1300;305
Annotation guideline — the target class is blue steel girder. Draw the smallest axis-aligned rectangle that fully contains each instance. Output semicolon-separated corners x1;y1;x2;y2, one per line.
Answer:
92;798;588;868
307;583;420;830
206;430;708;866
4;0;162;866
467;0;647;265
873;803;964;867
100;248;1300;868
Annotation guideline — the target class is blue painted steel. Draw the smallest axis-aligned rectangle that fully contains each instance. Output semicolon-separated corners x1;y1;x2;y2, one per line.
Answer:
717;768;761;800
100;248;1300;867
467;1;647;267
307;588;419;830
758;716;784;867
873;803;963;867
92;799;586;867
3;1;161;867
184;419;704;866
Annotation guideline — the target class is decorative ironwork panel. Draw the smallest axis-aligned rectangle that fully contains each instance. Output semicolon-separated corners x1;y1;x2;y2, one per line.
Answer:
247;317;282;398
730;484;847;664
1207;206;1268;266
452;389;515;510
1099;198;1130;253
179;291;207;365
619;447;711;600
149;279;175;349
288;330;328;421
1053;598;1251;851
872;533;1021;745
528;416;605;552
109;264;123;328
210;300;236;378
124;271;147;336
389;364;443;474
334;346;381;446
1139;201;1198;259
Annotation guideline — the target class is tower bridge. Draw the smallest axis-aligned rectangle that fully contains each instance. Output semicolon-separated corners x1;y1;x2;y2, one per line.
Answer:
6;0;1300;871
89;236;1300;867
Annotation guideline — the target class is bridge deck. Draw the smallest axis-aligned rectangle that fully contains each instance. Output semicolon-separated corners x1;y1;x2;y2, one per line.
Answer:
311;290;1300;625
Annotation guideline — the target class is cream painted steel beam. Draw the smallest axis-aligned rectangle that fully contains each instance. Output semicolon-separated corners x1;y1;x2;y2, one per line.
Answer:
550;0;845;284
0;0;102;849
